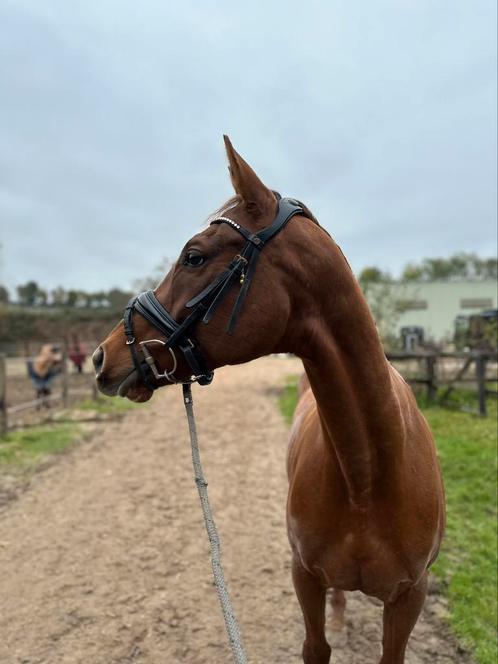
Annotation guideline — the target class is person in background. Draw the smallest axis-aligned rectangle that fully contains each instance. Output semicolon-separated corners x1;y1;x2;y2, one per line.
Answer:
68;343;87;373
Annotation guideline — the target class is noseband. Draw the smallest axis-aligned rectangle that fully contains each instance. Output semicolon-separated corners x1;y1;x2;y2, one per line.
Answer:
122;197;303;388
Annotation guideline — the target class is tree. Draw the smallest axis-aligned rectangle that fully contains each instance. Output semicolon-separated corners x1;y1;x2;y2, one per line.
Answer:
482;258;498;279
401;253;498;282
0;285;9;304
107;288;133;309
91;291;109;308
358;267;391;290
132;258;172;292
401;264;424;282
51;287;67;306
17;281;45;306
357;268;402;347
65;290;79;307
362;283;406;346
37;288;48;306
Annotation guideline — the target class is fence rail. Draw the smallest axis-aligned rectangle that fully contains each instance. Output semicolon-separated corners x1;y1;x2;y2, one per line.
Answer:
0;349;98;434
1;349;496;434
386;350;498;416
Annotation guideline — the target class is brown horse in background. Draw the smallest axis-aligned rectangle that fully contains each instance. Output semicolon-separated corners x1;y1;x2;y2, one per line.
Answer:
28;344;63;407
93;137;445;663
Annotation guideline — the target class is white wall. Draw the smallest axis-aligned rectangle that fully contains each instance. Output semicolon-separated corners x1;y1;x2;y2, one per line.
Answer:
368;280;497;341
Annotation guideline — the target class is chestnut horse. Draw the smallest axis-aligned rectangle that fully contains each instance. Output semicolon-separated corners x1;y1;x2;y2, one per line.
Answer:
93;137;445;663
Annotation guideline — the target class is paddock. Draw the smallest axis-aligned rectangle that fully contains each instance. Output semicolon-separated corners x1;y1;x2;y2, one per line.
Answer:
0;357;471;664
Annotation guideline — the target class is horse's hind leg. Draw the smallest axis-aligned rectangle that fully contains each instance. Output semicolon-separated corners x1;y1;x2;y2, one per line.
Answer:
379;572;428;664
292;558;331;664
330;589;346;631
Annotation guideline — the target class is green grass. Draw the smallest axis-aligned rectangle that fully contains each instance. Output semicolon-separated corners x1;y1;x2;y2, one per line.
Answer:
426;403;497;663
0;396;143;469
278;376;498;664
76;394;142;415
279;376;301;424
0;423;80;467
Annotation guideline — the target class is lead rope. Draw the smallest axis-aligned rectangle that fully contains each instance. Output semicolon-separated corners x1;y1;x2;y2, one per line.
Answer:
182;383;248;664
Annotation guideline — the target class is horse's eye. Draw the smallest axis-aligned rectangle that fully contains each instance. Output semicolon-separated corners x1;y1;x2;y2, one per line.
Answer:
184;251;205;267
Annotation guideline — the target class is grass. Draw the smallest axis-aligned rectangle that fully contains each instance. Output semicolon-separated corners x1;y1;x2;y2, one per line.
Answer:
76;394;143;415
279;376;301;424
426;403;497;664
0;423;80;467
278;376;498;664
0;395;142;469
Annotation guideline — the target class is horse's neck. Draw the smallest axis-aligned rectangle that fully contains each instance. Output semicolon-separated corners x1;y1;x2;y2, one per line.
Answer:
293;245;404;508
34;357;51;377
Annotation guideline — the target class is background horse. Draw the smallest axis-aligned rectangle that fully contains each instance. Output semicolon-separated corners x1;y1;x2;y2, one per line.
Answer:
27;344;63;408
93;137;445;664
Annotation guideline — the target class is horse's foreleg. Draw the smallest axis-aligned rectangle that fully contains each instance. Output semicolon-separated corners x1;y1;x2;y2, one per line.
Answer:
330;589;346;631
292;558;331;664
43;387;51;408
379;572;428;664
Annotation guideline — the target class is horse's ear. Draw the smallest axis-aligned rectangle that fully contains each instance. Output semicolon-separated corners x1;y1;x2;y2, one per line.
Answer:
223;135;274;212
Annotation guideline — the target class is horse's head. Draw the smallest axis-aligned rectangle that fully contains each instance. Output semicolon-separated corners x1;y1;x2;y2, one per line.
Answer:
93;136;315;402
34;344;63;378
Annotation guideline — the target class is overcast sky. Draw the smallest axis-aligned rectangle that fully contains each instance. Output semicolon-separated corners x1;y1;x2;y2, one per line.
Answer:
1;0;496;295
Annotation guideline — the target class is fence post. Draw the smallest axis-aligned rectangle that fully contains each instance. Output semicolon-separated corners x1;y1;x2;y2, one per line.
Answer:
426;355;437;403
91;379;99;402
62;341;69;408
0;354;7;435
475;353;487;417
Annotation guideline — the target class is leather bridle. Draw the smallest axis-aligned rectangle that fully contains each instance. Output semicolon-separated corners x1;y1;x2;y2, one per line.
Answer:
122;197;303;389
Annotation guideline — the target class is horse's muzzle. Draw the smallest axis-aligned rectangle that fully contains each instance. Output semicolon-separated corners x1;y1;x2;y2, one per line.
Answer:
92;345;126;397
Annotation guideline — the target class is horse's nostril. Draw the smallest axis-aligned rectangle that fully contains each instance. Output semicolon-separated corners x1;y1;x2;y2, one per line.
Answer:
92;346;105;375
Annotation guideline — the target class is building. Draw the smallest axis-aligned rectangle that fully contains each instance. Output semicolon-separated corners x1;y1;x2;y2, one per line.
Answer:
388;280;497;341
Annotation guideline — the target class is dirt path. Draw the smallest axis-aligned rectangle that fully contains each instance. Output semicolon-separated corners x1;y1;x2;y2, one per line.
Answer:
0;357;470;664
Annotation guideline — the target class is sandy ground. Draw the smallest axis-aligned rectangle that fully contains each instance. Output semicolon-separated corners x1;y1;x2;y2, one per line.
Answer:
0;356;472;664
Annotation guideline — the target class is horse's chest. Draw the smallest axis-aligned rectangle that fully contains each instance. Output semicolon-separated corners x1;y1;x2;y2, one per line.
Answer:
289;521;412;600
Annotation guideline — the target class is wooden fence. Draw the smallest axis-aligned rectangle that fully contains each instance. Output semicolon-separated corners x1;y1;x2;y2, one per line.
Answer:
387;350;498;416
0;344;98;434
1;349;496;434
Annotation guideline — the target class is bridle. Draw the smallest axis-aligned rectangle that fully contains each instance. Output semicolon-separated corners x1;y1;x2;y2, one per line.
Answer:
122;197;303;389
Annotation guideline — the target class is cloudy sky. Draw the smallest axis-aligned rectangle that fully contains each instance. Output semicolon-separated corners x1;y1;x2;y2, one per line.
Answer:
1;0;496;295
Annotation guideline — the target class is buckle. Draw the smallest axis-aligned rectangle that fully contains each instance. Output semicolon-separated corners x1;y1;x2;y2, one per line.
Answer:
248;235;263;247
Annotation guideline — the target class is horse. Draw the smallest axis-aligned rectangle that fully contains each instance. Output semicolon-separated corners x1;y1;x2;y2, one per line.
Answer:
27;344;63;408
92;136;445;664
